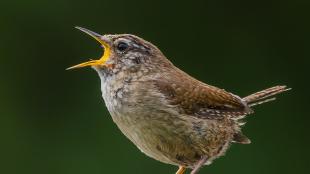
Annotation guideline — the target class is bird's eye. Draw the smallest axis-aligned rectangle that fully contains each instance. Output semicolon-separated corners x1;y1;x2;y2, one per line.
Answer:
117;42;129;51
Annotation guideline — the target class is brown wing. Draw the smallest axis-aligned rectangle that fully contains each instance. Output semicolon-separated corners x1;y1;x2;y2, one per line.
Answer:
153;68;253;119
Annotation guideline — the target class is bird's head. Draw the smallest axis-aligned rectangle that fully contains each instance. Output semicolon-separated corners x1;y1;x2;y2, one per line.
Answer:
67;27;171;75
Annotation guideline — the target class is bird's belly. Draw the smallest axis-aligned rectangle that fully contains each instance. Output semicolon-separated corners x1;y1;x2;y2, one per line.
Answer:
108;105;235;167
109;107;181;165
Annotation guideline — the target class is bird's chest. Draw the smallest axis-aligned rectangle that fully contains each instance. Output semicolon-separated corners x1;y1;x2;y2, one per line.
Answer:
101;76;133;119
99;74;180;163
99;73;150;131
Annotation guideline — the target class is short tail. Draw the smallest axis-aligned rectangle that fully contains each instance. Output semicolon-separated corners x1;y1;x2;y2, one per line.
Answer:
243;85;291;107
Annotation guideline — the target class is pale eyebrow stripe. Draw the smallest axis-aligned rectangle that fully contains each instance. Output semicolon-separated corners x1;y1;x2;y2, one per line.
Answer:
117;36;151;53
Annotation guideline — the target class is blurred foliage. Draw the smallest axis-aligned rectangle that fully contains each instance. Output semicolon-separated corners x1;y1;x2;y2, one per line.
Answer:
0;0;309;174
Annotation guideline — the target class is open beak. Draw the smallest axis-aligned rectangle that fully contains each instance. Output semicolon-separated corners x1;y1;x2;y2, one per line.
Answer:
66;26;111;70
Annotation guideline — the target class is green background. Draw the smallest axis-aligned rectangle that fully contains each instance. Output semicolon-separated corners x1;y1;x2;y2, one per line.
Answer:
0;0;309;174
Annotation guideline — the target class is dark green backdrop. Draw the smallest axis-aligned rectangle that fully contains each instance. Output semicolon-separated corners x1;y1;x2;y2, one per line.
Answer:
0;0;309;174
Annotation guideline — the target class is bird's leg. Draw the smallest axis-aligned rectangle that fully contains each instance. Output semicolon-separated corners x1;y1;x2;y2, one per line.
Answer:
190;156;208;174
176;166;186;174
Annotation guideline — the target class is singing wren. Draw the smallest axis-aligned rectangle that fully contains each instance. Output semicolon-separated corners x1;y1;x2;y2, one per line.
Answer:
67;27;290;174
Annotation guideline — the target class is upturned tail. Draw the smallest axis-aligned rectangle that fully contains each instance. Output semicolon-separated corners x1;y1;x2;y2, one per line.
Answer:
243;85;291;107
233;85;290;144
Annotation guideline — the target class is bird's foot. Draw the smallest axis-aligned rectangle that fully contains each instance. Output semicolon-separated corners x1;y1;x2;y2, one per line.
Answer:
176;166;186;174
190;156;208;174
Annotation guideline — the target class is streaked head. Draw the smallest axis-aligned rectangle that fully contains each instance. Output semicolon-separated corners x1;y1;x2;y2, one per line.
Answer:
67;27;168;72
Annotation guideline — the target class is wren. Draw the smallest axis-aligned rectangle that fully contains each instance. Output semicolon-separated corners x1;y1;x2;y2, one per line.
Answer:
68;27;290;174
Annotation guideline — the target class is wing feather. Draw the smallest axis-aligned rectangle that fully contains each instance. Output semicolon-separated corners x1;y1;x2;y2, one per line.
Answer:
153;69;252;119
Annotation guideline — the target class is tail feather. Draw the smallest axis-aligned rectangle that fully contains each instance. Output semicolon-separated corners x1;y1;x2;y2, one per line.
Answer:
243;85;291;107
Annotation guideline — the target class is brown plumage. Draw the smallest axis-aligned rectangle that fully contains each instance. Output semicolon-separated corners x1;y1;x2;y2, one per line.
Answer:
68;27;291;174
154;67;252;119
